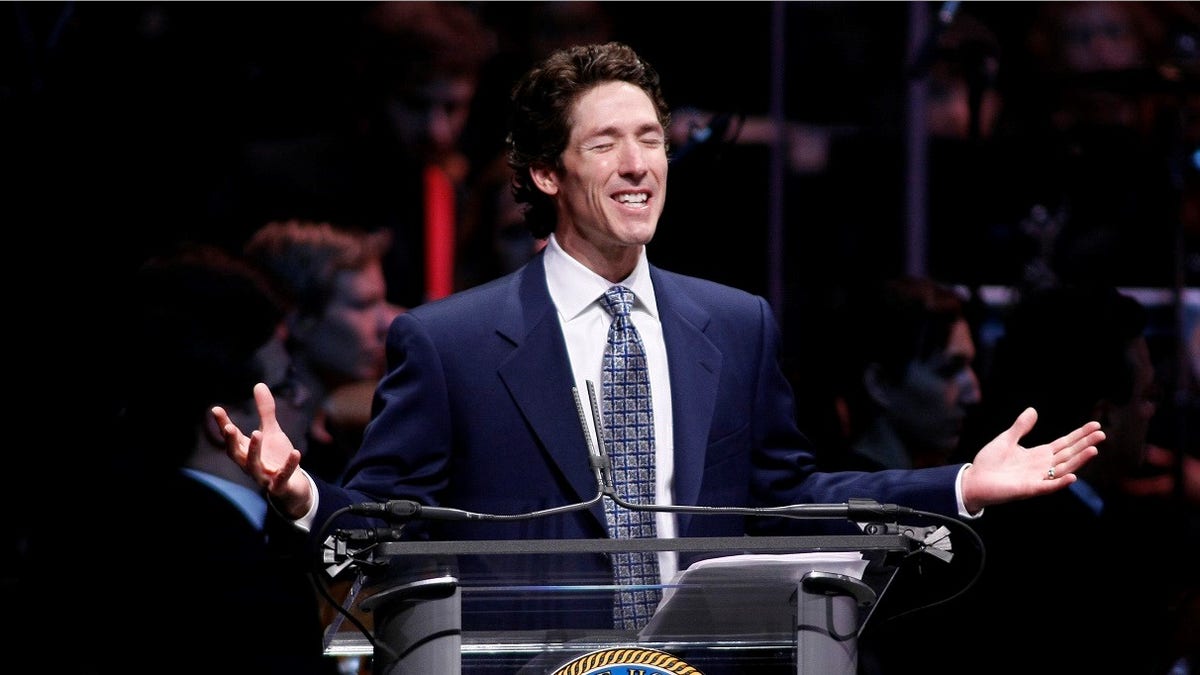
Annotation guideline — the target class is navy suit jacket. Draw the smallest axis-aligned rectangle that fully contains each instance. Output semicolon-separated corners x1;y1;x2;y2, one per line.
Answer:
310;251;964;626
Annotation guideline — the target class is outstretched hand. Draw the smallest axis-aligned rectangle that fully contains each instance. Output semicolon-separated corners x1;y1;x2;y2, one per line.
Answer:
961;407;1104;514
211;382;313;519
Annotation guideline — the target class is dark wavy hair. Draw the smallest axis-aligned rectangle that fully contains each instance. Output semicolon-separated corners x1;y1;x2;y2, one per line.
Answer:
506;42;671;239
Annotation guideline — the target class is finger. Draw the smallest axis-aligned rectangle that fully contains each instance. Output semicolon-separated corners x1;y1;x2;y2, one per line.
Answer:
253;382;282;433
1051;428;1105;466
1051;421;1104;455
211;405;231;431
246;429;265;479
1056;444;1100;475
212;406;248;460
267;451;302;494
1003;407;1039;443
222;423;246;461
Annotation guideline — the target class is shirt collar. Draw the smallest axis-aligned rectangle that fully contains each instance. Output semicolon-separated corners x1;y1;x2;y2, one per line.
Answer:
544;233;658;321
182;467;269;530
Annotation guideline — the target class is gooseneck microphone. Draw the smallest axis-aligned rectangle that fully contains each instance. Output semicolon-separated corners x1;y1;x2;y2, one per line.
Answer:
342;382;919;538
579;380;917;522
340;386;611;534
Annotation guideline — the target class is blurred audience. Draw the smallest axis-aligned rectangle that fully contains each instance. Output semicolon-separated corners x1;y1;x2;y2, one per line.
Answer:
808;9;1018;294
818;276;985;675
1026;1;1168;130
954;284;1195;675
244;219;401;484
1005;1;1191;290
824;276;983;473
209;1;497;308
82;243;337;674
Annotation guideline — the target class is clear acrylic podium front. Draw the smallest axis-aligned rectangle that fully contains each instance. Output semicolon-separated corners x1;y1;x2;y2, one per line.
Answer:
322;533;920;674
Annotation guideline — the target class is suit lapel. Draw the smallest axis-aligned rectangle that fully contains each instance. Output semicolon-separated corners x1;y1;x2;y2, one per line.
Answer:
651;268;722;534
496;257;605;522
493;260;724;533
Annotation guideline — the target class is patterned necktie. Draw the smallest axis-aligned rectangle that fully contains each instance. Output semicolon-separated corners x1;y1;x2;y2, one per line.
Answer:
599;285;662;631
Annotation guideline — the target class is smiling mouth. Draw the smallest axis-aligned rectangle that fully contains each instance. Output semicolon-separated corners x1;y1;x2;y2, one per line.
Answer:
614;192;648;206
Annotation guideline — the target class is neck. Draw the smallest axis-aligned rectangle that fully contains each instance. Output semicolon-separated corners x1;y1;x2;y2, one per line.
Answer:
553;232;642;283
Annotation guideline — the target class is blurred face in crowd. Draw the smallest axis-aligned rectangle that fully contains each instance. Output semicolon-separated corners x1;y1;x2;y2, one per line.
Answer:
220;328;312;455
295;260;397;388
879;317;982;464
1060;2;1143;73
1096;336;1158;480
387;75;478;166
535;81;667;278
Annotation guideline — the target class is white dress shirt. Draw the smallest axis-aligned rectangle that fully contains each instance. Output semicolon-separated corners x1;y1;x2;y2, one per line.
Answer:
295;235;974;573
543;234;679;581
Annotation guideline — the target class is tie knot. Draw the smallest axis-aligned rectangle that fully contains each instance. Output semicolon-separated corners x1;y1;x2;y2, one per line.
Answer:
601;285;635;319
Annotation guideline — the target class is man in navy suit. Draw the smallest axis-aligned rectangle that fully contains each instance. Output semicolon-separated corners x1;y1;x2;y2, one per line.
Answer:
214;43;1103;637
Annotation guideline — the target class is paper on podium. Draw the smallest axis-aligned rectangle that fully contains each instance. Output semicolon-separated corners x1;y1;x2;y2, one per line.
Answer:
639;552;868;640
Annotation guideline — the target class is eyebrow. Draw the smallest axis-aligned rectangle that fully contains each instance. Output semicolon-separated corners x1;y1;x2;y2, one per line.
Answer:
582;121;664;140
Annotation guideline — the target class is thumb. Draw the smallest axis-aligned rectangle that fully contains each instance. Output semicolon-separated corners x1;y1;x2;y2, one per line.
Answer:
252;382;281;432
1005;406;1038;442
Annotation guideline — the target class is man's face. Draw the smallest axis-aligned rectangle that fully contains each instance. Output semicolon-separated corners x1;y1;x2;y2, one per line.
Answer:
298;261;396;388
542;81;667;264
885;318;982;461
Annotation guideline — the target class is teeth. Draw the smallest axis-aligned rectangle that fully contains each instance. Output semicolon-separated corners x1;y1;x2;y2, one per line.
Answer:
616;193;647;204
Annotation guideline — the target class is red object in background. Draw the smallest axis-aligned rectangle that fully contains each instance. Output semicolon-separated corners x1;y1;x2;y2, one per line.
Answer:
424;164;456;302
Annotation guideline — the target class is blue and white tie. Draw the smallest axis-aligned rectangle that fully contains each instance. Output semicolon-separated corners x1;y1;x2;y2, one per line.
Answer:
599;285;662;630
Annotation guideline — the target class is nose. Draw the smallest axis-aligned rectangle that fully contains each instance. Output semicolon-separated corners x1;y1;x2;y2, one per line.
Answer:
618;139;648;178
959;367;983;406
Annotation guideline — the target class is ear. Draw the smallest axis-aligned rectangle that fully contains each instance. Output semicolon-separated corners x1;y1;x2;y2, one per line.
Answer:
863;363;892;409
530;164;559;196
286;310;315;345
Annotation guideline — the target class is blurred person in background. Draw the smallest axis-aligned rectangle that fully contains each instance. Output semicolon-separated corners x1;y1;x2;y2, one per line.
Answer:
244;219;401;484
211;1;497;308
819;276;985;675
954;284;1193;674
82;243;338;674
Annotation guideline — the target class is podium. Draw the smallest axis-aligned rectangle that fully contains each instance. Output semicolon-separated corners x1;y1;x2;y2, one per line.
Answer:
323;533;922;674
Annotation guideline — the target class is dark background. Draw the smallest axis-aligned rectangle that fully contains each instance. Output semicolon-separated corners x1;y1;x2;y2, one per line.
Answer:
5;7;1200;669
5;0;1199;604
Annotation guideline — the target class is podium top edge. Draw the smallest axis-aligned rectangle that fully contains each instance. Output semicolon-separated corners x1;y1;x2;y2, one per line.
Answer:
374;534;917;557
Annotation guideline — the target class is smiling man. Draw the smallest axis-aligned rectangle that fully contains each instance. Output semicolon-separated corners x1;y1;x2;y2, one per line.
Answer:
215;43;1105;643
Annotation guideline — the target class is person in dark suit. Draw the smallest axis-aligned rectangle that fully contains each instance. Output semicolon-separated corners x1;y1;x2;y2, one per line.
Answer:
213;42;1104;646
946;285;1194;675
78;243;339;674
